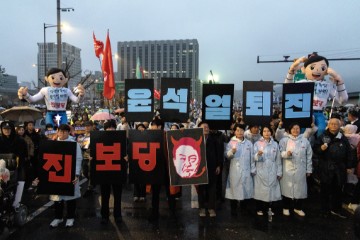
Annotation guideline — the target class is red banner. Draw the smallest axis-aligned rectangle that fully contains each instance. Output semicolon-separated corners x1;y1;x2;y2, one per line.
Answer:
102;31;115;100
93;32;104;58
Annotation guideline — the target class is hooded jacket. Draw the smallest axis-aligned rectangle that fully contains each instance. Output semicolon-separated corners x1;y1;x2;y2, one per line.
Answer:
0;121;28;181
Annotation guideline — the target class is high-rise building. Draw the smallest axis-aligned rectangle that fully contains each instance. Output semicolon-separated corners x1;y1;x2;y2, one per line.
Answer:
0;73;18;92
18;81;32;90
37;42;82;90
0;72;19;106
117;39;200;100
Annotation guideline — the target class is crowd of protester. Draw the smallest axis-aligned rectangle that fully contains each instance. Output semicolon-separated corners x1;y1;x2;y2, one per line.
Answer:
0;103;360;229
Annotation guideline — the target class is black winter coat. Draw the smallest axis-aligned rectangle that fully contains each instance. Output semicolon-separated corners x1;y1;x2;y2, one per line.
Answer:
204;134;222;184
314;130;356;186
0;127;28;181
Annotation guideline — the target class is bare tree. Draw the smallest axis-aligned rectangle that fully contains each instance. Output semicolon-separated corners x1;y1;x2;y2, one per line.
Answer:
0;65;5;74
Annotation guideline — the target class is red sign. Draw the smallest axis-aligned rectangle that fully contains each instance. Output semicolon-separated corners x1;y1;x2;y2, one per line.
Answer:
96;143;121;171
132;142;160;172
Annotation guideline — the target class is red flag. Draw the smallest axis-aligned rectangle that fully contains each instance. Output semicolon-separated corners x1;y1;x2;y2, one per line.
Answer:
102;31;115;100
93;32;104;58
154;89;161;100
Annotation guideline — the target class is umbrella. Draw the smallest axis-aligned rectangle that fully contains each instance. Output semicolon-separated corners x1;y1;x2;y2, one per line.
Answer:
0;106;43;122
345;103;355;108
90;109;115;121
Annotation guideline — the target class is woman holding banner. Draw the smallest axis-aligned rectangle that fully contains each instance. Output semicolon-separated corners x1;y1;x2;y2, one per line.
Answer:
253;126;282;217
225;124;255;216
279;123;313;217
49;124;83;228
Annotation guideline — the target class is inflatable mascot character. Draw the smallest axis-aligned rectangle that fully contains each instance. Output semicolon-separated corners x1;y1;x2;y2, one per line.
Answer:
18;68;85;126
284;53;348;136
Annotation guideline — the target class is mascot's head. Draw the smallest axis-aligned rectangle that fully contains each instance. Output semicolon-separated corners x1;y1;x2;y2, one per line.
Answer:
45;68;68;88
302;53;329;81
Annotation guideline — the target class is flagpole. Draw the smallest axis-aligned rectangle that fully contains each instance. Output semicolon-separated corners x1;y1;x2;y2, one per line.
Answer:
329;84;337;119
93;30;114;117
97;56;106;110
97;57;112;116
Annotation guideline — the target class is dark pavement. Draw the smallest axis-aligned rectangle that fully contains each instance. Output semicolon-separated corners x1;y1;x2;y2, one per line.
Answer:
3;179;359;240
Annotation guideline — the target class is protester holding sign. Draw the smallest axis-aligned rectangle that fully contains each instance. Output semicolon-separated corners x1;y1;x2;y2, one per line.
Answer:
253;126;282;217
49;124;83;228
225;124;255;216
197;121;222;218
279;123;313;217
148;118;173;222
99;120;124;224
132;123;147;202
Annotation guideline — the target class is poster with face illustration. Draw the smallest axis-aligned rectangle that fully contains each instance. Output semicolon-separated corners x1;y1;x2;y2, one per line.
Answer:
166;128;208;186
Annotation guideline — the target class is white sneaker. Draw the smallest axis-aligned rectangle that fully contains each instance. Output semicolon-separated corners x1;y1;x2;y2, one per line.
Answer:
283;209;290;216
65;218;74;227
257;211;263;216
199;208;206;217
133;197;139;202
208;209;216;217
50;219;63;228
294;209;305;217
348;203;359;212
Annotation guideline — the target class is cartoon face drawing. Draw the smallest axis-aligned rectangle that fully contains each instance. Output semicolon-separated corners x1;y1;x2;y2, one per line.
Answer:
304;59;328;81
46;71;69;88
171;136;202;178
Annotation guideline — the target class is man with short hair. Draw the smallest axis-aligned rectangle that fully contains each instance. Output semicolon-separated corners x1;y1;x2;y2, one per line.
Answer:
99;120;124;224
197;121;222;217
147;118;177;222
315;118;356;218
78;120;95;196
347;109;360;133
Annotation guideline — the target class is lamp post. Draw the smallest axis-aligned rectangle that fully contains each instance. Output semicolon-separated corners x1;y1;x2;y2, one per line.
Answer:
56;0;74;68
43;23;58;86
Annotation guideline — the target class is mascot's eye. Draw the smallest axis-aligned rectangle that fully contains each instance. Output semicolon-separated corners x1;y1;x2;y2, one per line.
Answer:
310;66;315;70
60;77;63;81
51;76;55;80
321;66;327;71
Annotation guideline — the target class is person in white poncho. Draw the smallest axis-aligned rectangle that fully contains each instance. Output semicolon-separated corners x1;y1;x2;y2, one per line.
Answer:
47;124;83;228
253;126;282;216
279;123;312;217
225;124;255;216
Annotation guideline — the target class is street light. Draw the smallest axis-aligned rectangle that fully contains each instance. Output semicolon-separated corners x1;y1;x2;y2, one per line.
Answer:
207;70;219;84
43;23;58;86
56;0;74;68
